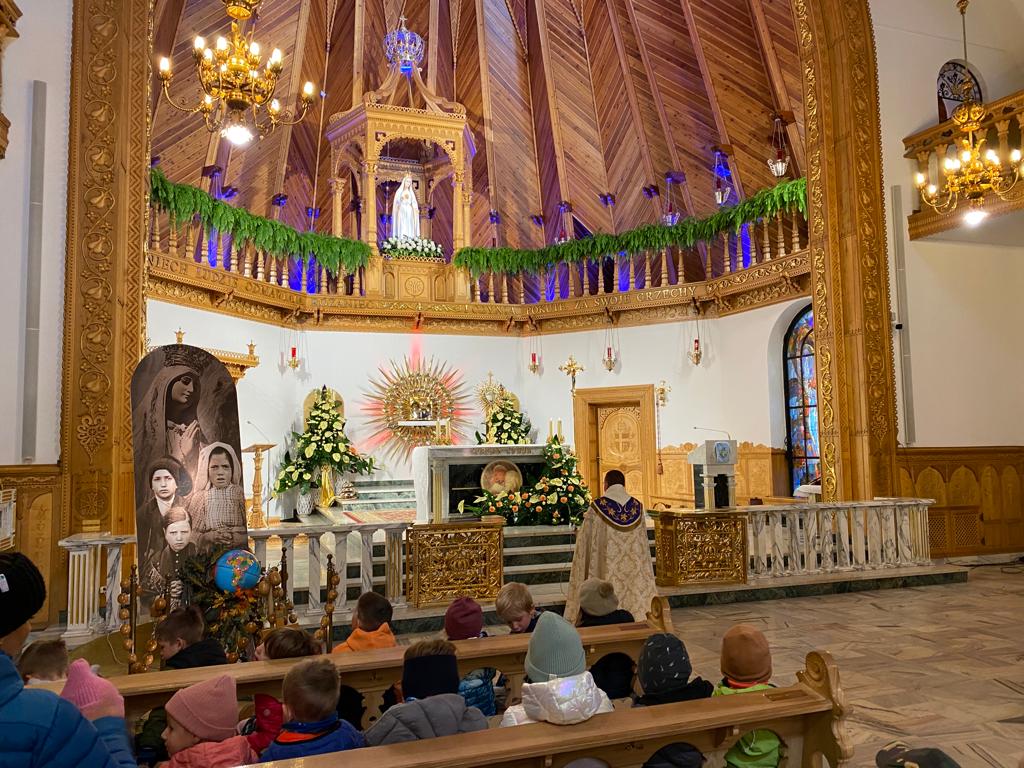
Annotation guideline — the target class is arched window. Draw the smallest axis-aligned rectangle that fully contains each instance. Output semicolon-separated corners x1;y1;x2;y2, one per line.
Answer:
937;60;983;122
784;305;819;492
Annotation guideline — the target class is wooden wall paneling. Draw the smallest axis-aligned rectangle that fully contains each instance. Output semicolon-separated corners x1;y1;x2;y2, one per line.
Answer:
352;0;366;104
627;0;720;217
434;0;456;101
363;0;391;95
150;0;187;118
581;0;650;231
481;0;544;249
682;0;782;197
747;0;804;176
456;0;492;245
527;0;565;245
431;174;455;257
651;443;790;507
535;0;613;235
0;466;63;627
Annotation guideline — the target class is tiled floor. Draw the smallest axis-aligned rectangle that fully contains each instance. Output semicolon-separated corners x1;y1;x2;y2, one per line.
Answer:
663;566;1024;767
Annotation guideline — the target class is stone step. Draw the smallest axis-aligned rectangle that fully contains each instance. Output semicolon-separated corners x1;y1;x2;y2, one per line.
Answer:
353;478;416;490
336;499;415;512
343;488;416;501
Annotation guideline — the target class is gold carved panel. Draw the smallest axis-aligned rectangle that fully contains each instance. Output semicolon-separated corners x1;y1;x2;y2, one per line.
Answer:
406;520;504;607
650;507;747;586
652;442;790;507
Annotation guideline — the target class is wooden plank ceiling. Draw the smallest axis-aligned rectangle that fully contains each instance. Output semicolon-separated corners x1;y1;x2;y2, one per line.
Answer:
151;0;804;249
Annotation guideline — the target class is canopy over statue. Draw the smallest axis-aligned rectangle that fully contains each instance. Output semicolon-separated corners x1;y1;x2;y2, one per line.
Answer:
391;174;420;238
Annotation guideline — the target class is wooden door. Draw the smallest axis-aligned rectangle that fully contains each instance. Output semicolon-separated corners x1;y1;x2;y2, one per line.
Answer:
597;404;646;505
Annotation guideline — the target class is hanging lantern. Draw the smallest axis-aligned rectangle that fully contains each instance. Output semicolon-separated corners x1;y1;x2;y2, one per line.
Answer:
713;151;731;206
768;116;790;178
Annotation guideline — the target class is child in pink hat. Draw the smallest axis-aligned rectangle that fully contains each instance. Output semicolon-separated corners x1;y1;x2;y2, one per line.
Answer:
158;674;258;767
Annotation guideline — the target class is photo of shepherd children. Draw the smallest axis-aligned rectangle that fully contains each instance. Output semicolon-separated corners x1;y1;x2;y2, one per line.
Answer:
187;442;248;551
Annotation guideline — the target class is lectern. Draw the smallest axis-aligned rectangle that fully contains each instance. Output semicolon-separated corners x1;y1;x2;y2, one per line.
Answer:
687;440;738;509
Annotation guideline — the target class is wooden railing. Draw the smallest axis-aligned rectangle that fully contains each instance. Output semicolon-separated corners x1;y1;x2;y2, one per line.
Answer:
254;651;850;768
903;88;1024;239
469;210;807;305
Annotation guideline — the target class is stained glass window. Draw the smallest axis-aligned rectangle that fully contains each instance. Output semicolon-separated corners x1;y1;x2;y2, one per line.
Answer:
784;305;819;492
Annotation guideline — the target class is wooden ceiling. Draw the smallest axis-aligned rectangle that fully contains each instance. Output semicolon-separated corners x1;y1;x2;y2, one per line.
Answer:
151;0;805;249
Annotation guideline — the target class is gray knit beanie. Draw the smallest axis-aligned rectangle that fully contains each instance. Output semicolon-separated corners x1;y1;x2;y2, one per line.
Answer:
525;612;586;682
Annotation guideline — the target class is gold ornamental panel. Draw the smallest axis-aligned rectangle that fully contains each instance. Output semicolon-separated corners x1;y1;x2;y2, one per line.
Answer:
650;507;747;587
406;519;504;607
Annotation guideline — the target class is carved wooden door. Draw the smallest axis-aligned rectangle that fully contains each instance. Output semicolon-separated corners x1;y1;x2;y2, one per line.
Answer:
597;405;646;505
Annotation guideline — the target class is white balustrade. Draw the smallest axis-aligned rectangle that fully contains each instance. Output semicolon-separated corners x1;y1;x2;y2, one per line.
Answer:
742;498;933;579
248;515;411;616
57;533;135;644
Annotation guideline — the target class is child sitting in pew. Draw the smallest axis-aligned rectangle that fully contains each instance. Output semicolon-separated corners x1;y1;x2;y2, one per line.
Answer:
495;582;543;633
17;638;70;686
714;624;780;768
137;606;229;764
159;674;257;767
259;658;365;761
444;597;498;716
240;627;322;754
364;640;488;746
334;591;398;728
575;578;637;700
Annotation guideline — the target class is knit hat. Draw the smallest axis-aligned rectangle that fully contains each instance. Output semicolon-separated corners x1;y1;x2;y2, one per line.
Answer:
165;674;240;742
445;597;484;641
402;654;460;700
525;612;586;683
0;553;46;638
876;743;961;768
638;633;693;695
578;578;619;618
60;659;125;719
720;624;772;684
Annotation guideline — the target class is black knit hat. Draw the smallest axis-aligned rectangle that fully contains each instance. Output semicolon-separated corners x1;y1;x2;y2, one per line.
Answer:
638;633;693;696
0;553;46;638
402;653;460;700
876;744;961;768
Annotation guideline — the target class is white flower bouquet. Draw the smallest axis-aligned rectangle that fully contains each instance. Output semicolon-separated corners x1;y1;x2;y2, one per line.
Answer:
381;235;444;261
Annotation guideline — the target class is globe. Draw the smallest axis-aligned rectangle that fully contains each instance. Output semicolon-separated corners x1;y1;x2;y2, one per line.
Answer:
214;549;261;593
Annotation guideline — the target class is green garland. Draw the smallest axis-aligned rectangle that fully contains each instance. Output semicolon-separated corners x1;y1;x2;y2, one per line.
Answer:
453;177;806;277
273;387;377;494
463;436;591;526
149;167;371;276
475;398;532;445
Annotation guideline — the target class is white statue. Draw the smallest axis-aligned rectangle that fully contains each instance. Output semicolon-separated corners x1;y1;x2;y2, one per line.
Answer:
390;174;420;239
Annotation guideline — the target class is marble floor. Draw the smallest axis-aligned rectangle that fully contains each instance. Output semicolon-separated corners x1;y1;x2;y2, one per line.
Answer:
655;566;1024;768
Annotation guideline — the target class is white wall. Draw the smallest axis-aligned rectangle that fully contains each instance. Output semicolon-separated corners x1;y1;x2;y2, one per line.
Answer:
872;0;1024;446
148;297;806;506
0;0;73;464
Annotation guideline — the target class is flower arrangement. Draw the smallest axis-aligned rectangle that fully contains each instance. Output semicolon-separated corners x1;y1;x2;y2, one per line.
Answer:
381;235;445;261
273;387;376;495
476;397;532;445
464;436;591;526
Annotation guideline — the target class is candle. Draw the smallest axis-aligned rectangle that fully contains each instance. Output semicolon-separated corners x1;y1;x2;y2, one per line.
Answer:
557;418;562;439
548;419;553;440
606;346;612;359
531;352;537;364
290;346;296;359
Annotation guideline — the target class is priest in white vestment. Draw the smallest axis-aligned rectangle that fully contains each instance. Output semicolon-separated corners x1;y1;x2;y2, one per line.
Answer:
391;174;420;239
564;469;658;624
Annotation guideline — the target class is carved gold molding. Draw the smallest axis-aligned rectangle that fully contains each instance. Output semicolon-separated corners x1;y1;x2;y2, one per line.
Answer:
649;507;748;587
794;0;897;500
146;249;810;336
405;520;504;607
0;0;20;159
155;332;260;383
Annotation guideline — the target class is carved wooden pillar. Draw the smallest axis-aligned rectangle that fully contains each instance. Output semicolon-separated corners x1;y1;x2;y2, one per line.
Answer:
330;176;345;237
362;159;384;297
61;0;150;535
795;0;897;500
452;174;465;252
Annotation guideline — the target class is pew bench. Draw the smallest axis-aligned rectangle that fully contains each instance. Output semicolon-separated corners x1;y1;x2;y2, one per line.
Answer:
254;651;852;768
46;597;672;728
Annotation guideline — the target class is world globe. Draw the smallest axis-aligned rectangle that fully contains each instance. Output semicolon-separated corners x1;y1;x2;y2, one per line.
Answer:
213;549;262;593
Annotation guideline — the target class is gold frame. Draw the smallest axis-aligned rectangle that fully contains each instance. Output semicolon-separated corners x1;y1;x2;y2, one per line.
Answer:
55;0;897;547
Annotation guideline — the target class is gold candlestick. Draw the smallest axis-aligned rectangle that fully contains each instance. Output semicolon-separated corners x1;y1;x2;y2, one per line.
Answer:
243;443;275;528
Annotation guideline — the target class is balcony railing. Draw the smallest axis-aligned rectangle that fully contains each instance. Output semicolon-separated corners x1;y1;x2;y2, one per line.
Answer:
903;88;1024;239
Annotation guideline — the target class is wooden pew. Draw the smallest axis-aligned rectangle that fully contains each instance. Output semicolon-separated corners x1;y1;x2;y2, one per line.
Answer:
254;651;852;768
45;597;672;728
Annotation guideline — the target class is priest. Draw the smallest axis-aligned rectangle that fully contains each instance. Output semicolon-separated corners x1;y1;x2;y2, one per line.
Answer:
564;469;657;624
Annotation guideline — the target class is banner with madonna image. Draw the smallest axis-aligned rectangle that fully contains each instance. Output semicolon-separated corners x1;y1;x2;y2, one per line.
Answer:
131;344;248;604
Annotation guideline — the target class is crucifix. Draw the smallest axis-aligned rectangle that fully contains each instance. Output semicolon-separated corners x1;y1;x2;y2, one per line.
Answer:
558;355;584;395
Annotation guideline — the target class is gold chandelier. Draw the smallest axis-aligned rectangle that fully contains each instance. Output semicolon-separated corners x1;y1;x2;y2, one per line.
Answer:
915;0;1022;225
157;0;316;147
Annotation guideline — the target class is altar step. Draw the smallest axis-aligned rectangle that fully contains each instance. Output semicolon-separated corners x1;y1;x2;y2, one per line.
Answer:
334;478;416;513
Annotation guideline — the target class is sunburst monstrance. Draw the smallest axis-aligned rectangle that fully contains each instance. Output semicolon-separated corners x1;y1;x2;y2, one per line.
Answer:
364;356;470;459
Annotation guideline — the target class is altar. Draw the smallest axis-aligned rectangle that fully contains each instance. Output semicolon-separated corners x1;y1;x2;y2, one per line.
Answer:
412;444;549;523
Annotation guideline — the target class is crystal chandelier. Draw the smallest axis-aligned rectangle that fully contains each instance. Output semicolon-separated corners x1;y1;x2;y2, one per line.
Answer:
914;0;1022;225
157;0;316;147
767;116;790;178
384;16;425;74
713;150;731;206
